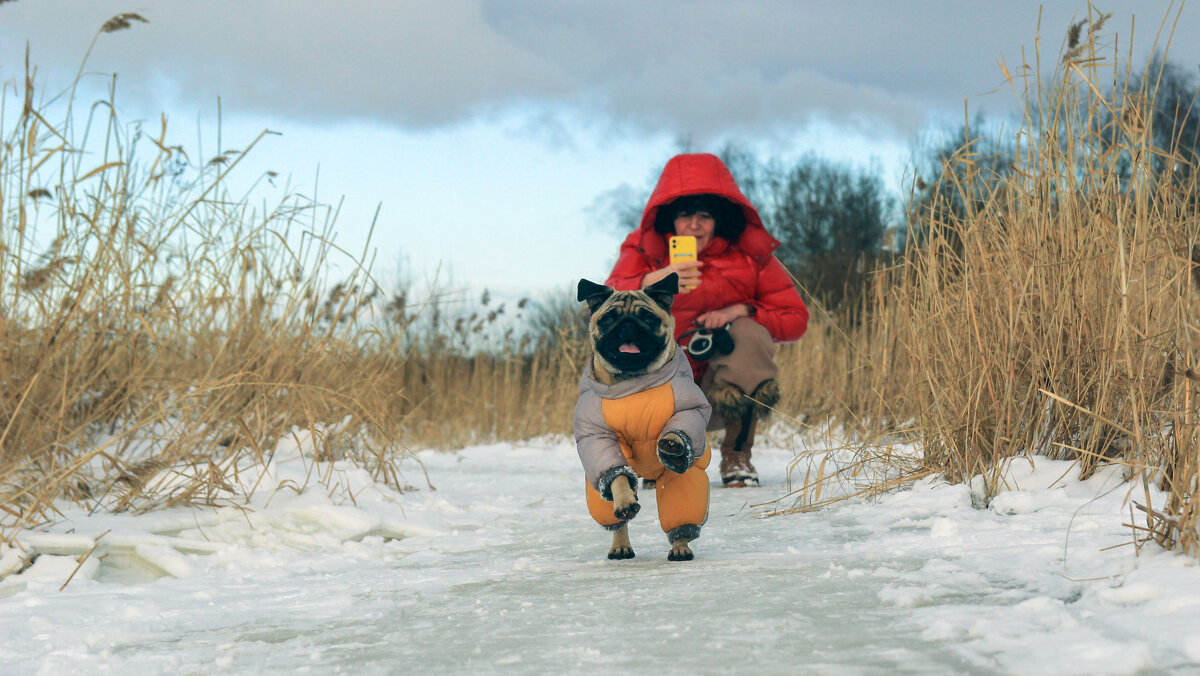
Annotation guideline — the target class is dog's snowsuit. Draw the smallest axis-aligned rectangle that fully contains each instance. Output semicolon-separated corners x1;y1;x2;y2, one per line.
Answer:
575;349;712;543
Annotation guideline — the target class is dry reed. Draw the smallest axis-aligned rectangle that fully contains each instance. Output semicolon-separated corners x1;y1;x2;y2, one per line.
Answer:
0;18;416;544
782;7;1200;553
0;21;594;546
760;8;1200;553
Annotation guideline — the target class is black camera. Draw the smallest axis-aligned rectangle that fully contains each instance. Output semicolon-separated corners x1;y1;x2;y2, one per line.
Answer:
682;325;734;361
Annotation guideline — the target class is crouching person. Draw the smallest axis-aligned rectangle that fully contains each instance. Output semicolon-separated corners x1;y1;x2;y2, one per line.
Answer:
606;153;809;487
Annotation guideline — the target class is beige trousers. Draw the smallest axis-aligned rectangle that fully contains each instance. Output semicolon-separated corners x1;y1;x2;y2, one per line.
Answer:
697;317;778;429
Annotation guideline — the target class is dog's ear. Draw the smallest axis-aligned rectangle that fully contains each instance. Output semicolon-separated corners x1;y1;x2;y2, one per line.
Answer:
643;273;679;311
577;279;614;314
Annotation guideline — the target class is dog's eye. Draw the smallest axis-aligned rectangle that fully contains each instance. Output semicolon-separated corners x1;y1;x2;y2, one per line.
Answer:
637;309;661;328
597;314;618;331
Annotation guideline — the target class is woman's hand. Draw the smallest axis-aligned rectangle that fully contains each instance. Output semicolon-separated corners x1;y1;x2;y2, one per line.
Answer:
696;303;751;328
641;261;703;292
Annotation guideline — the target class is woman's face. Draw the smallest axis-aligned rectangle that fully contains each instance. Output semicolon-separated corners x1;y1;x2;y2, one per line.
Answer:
674;209;716;252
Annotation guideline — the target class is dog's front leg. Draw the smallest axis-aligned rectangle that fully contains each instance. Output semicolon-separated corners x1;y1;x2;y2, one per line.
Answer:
611;474;640;520
609;523;634;559
608;475;638;559
657;431;694;474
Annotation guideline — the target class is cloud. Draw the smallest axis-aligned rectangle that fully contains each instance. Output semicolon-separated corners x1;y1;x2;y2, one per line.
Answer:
1;0;1197;141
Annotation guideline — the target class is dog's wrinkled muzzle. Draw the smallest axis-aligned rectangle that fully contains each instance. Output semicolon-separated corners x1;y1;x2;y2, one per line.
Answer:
598;317;661;369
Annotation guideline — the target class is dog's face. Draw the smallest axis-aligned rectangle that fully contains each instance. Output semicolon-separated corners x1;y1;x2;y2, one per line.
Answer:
577;274;678;381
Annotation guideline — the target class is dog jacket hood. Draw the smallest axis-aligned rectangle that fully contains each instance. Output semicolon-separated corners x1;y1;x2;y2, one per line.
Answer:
574;349;711;500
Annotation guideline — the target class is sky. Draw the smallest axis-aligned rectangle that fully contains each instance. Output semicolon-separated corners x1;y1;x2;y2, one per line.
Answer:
2;1;1199;299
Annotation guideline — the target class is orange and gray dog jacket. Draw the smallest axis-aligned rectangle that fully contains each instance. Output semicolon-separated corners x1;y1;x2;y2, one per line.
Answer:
574;350;712;539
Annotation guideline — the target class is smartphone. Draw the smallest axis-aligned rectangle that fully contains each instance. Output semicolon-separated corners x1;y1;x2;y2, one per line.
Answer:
669;235;698;290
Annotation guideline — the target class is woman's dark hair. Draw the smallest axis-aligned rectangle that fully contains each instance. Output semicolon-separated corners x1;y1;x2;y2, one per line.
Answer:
653;193;747;243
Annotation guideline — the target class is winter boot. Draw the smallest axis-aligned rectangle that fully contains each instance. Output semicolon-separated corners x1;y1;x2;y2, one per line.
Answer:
719;407;759;487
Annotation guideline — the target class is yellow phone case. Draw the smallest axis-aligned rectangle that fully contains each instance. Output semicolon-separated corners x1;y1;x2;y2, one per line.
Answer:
669;235;698;289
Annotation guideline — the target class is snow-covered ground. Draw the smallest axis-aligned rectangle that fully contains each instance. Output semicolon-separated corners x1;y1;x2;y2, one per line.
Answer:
1;429;1199;674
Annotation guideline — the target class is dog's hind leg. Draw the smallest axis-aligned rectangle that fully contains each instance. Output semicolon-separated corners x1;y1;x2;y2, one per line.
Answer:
668;536;694;561
608;524;634;559
658;467;707;562
666;524;700;561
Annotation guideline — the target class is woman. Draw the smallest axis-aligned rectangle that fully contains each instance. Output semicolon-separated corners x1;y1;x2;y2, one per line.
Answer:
606;153;808;488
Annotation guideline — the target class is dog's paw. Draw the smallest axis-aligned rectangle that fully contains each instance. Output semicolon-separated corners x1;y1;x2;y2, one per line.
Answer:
613;499;640;521
667;541;694;561
658;435;684;455
657;431;693;474
608;545;635;560
610;474;640;521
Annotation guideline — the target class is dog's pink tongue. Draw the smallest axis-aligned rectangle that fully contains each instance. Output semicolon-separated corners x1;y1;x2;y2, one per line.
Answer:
619;343;640;354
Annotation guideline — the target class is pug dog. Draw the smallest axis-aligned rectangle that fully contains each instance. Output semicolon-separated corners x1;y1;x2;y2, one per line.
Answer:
574;273;712;561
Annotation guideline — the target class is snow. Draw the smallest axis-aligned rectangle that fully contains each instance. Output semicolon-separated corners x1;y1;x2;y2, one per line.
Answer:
2;431;1200;674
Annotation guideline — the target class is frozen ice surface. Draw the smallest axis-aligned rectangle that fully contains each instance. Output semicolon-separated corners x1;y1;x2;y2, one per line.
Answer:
1;435;1199;674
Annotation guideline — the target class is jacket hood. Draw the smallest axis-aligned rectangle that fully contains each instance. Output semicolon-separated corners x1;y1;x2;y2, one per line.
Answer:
632;153;779;261
579;349;690;400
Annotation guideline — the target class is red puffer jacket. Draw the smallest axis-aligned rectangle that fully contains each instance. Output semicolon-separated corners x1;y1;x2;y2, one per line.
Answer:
606;153;808;380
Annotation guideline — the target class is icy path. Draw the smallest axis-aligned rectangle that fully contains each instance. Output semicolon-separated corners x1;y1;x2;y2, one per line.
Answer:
3;436;1200;674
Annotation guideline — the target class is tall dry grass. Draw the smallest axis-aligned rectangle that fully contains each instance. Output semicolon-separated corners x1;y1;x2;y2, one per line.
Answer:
0;23;418;543
0;16;597;546
387;289;588;447
852;9;1200;553
758;274;927;516
774;271;917;430
764;9;1200;552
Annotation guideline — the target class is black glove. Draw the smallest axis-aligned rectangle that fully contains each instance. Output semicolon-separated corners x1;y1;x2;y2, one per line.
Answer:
713;325;735;356
657;431;694;474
